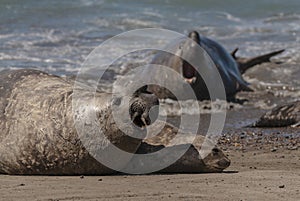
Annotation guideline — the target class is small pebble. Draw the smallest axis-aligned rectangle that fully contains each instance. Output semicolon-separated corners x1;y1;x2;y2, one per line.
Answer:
98;178;102;181
271;148;277;152
80;175;84;179
288;146;298;150
279;185;285;188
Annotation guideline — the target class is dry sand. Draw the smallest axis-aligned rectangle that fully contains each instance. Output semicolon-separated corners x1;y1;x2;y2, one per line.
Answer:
0;147;299;201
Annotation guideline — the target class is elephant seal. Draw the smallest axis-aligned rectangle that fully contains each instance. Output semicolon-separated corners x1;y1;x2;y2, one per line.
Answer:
252;100;300;127
0;69;158;175
148;31;284;101
126;121;231;173
0;69;230;175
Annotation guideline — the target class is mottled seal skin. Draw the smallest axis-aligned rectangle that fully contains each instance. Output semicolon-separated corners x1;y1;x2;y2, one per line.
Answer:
149;31;283;101
131;121;230;173
252;101;300;127
0;69;229;175
0;69;158;175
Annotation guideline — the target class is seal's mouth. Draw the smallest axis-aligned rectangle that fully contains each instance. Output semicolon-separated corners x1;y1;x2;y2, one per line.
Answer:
131;113;151;128
129;86;159;128
129;85;159;128
205;161;230;173
210;160;231;172
203;148;231;172
182;61;196;84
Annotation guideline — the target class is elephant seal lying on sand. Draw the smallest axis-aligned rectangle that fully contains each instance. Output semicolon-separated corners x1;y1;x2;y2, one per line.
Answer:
0;69;158;175
147;31;284;101
132;121;230;173
0;69;230;175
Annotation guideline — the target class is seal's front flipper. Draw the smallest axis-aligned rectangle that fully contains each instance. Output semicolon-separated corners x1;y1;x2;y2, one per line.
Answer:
231;48;285;74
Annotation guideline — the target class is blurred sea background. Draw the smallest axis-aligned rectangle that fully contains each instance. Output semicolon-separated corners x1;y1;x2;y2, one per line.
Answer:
0;0;299;72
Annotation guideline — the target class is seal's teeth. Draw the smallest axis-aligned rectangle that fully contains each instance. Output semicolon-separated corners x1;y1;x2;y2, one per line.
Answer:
184;77;197;84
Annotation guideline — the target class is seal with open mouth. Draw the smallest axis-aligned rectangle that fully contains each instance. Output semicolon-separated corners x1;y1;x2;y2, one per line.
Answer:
148;31;284;101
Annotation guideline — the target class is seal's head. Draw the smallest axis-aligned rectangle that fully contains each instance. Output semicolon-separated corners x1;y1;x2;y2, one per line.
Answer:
181;31;201;84
129;85;159;128
202;147;231;172
188;30;201;44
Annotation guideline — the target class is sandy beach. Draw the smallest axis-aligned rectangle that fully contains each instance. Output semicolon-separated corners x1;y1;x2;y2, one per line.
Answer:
1;138;299;201
1;1;299;201
0;63;299;201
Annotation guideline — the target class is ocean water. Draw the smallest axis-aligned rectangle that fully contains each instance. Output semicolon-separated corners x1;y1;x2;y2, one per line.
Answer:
0;1;299;99
0;0;299;72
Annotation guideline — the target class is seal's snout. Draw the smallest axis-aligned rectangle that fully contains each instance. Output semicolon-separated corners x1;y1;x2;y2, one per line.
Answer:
130;86;159;128
217;158;231;168
203;147;231;172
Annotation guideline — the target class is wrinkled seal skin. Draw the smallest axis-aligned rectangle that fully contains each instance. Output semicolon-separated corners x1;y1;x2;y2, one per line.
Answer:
252;101;300;127
130;121;230;173
0;69;158;175
0;69;229;175
149;31;283;101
